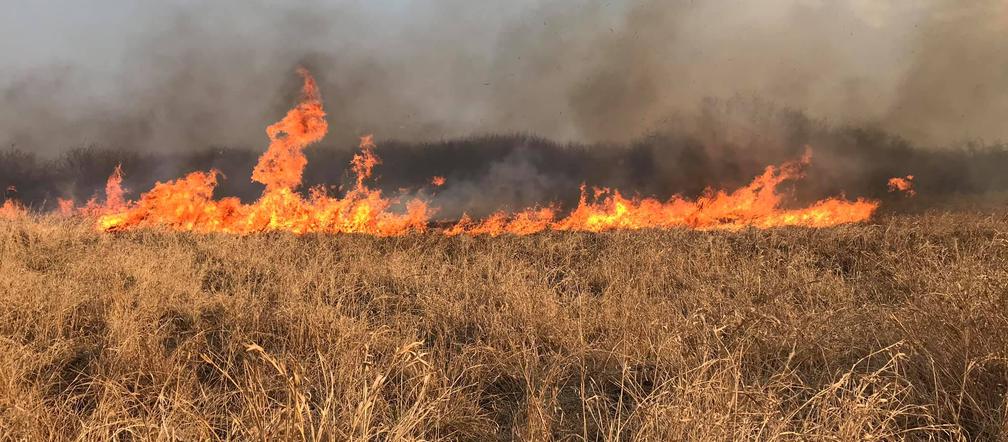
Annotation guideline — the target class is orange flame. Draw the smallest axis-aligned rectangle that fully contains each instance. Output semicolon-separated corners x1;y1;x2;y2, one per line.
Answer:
446;149;878;236
0;199;26;219
96;71;431;236
431;176;446;187
888;175;915;197
351;135;382;192
58;198;76;215
54;163;129;217
1;185;25;219
250;68;327;192
89;69;879;236
104;164;127;210
79;164;128;215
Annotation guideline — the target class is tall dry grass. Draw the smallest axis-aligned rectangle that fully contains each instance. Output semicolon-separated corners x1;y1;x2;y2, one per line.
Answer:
0;213;1006;440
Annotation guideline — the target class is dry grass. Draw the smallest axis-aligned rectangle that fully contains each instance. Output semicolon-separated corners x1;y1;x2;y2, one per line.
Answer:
1;213;1007;440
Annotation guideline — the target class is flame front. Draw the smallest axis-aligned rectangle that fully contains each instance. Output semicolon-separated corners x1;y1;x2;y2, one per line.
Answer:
96;71;430;236
446;149;878;236
87;69;879;236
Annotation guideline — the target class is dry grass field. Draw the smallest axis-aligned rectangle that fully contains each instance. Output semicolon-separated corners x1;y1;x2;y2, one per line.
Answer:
1;213;1007;440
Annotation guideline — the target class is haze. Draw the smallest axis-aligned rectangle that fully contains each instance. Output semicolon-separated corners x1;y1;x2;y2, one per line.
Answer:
1;0;1004;154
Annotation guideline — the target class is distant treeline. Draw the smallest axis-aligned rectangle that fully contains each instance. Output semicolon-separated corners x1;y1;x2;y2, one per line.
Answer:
4;107;1008;217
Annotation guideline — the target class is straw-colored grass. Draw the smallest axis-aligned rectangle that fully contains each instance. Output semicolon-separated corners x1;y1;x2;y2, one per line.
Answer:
1;213;1006;440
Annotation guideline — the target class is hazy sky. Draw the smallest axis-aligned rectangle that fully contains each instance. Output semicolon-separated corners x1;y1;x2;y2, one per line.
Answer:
0;1;894;75
0;1;1004;153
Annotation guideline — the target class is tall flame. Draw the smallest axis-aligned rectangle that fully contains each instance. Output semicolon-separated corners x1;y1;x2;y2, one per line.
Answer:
96;70;431;236
86;69;879;236
250;68;327;192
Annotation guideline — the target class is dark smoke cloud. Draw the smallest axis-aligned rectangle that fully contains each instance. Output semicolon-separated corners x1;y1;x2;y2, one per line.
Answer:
0;0;1005;154
3;111;1007;220
2;0;1008;218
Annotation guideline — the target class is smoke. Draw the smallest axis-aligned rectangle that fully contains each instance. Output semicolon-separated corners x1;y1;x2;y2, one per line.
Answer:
4;122;1008;219
0;0;1005;155
883;1;1008;146
2;0;1008;218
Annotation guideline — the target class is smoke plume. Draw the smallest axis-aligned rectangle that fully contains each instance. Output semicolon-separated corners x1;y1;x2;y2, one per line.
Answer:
1;0;1006;153
1;0;1007;217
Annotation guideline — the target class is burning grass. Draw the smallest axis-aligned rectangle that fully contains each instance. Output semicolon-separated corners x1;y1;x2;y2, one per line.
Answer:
1;213;1007;439
31;70;874;236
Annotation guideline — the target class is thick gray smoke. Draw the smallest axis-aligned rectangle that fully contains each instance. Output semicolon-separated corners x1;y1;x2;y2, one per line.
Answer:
1;0;1005;155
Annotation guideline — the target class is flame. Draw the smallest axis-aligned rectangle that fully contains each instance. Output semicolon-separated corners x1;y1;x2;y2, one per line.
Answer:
103;164;127;210
445;149;878;236
1;186;25;219
0;199;26;219
888;175;915;197
250;68;327;192
96;71;431;236
58;198;75;215
53;164;129;217
84;69;879;236
351;135;380;190
81;164;128;215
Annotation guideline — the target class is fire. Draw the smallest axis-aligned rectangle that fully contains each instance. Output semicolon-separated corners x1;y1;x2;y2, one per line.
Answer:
352;135;380;189
250;68;327;192
81;69;877;236
103;164;127;210
446;149;878;236
58;198;75;215
1;186;25;219
52;164;129;217
95;70;431;235
888;175;915;196
1;199;26;219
